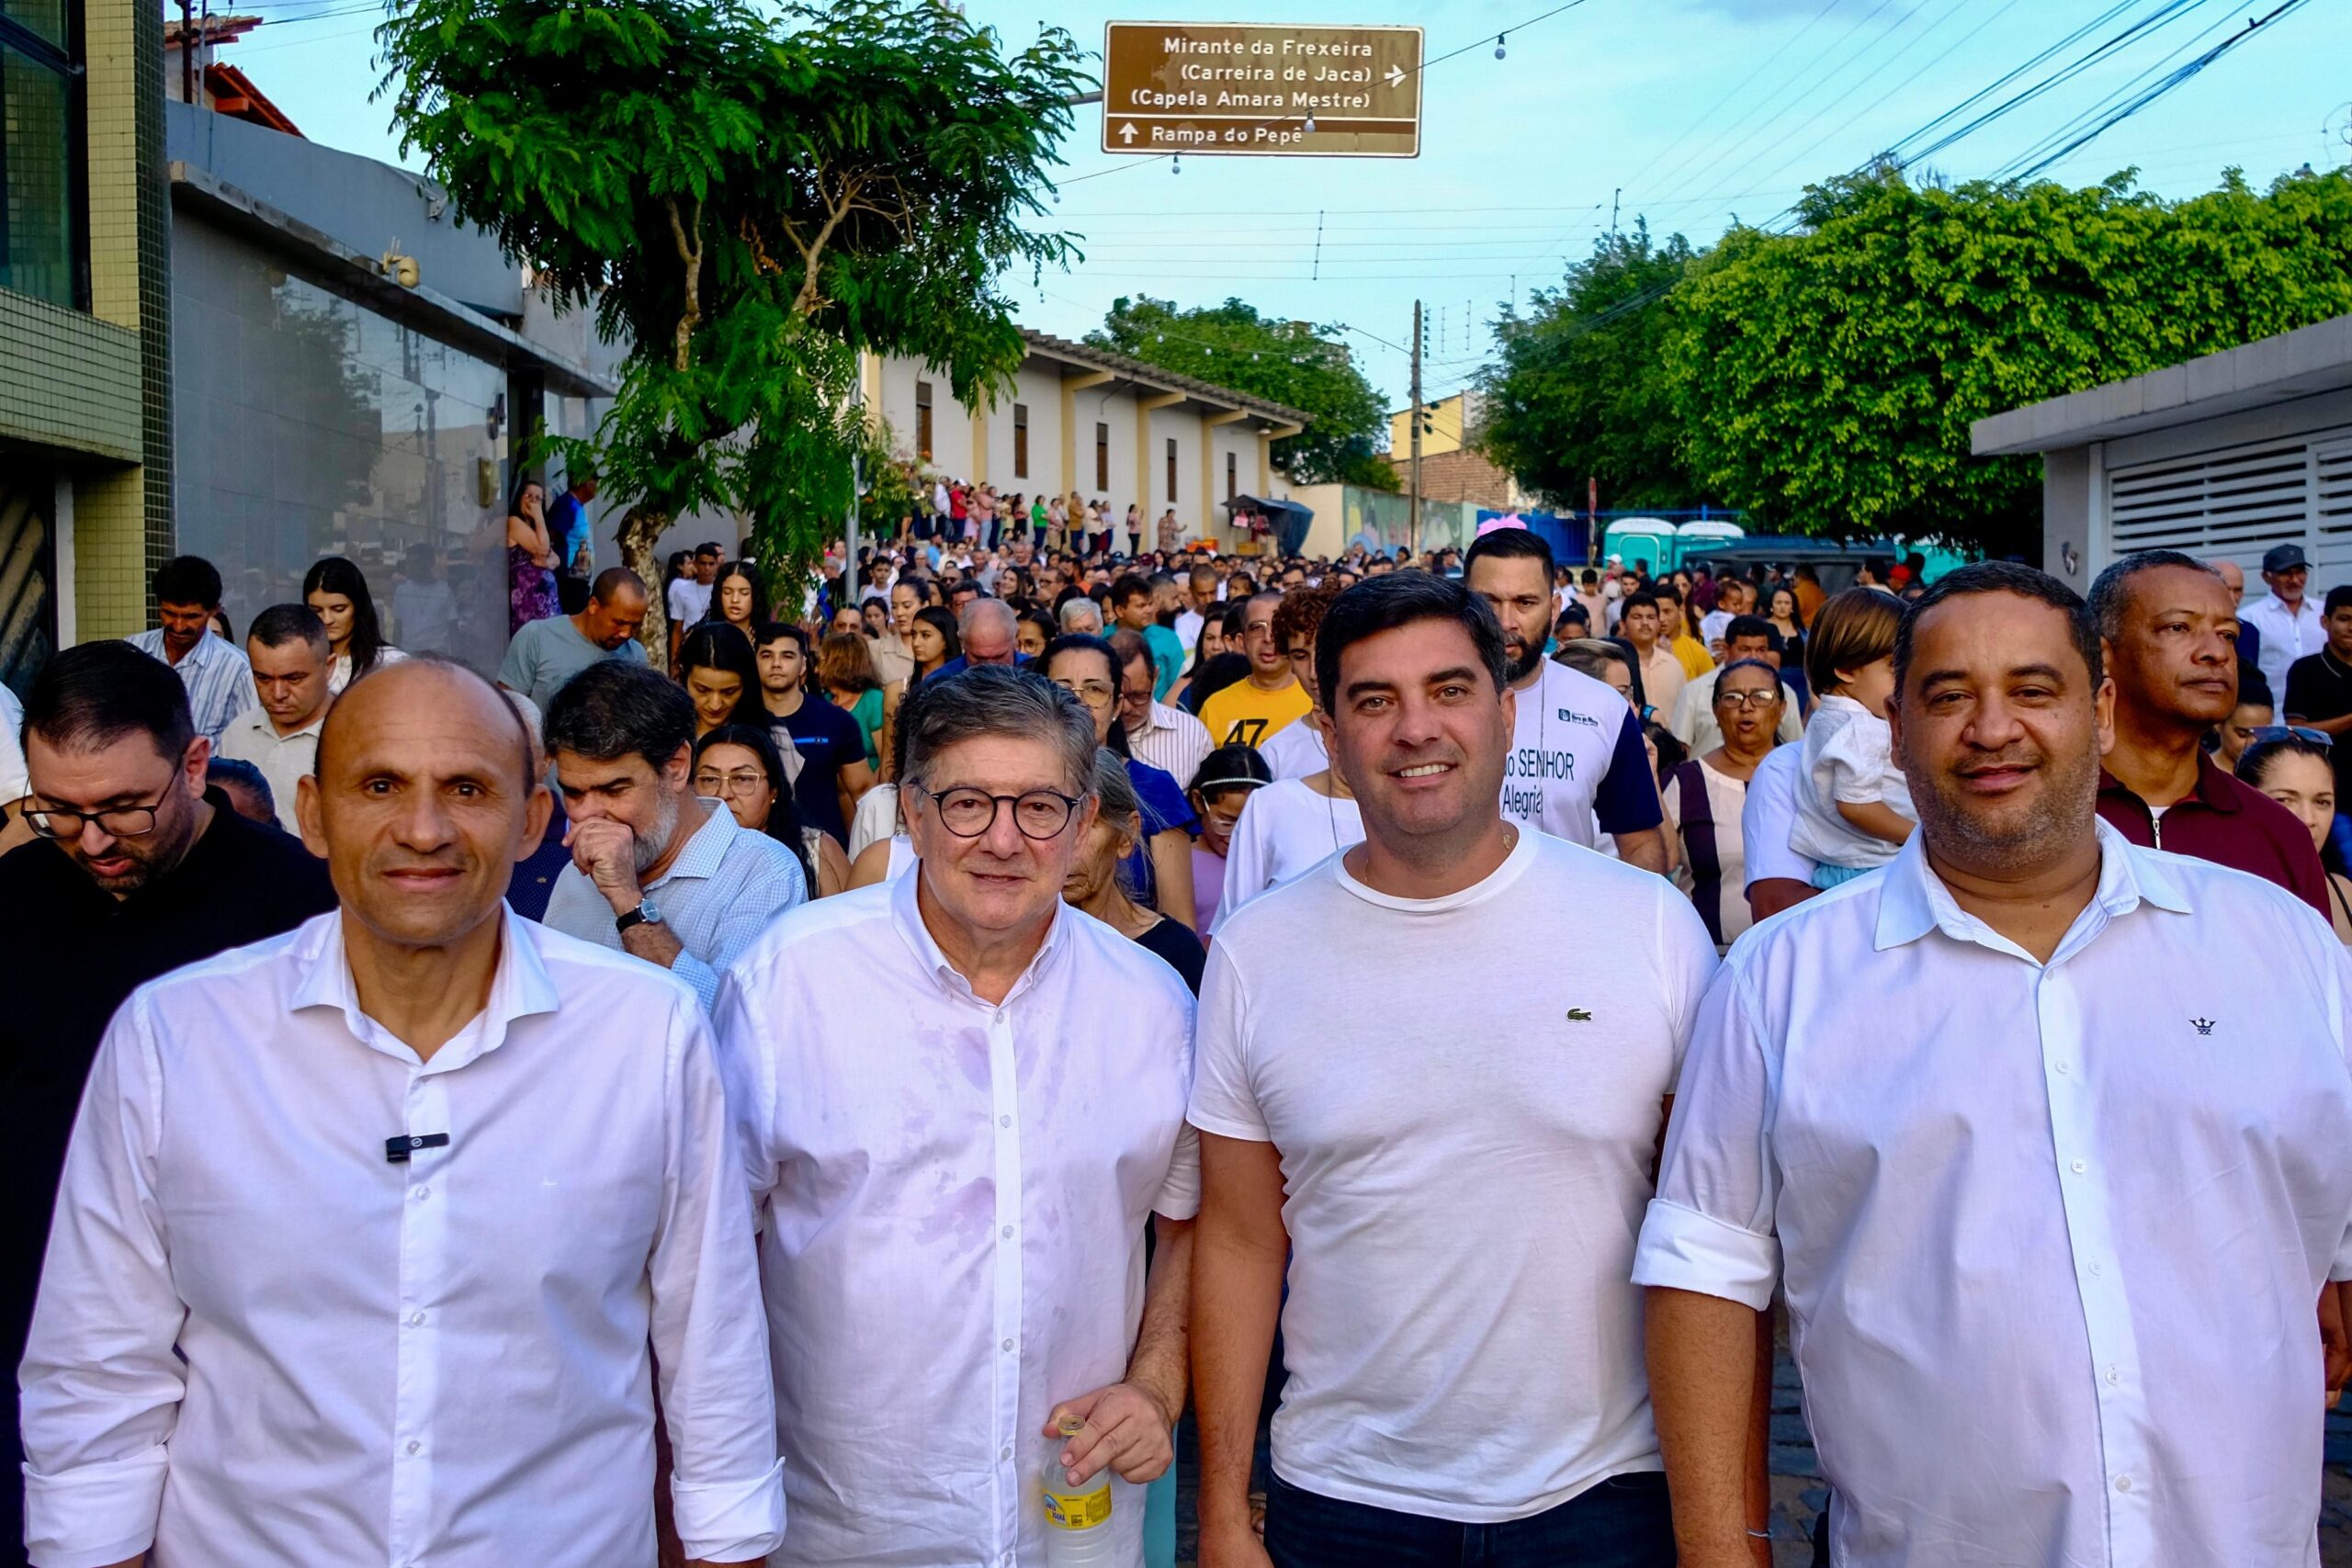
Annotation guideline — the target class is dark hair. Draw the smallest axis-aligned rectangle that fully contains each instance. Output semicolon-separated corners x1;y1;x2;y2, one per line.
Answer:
1894;562;2102;694
1622;588;1662;619
2086;549;2222;641
1462;525;1555;581
2236;667;2275;709
2237;733;2334;795
1110;573;1152;610
1713;657;1784;703
1188;742;1274;800
27;640;196;763
248;603;330;657
1314;573;1509;716
1807;587;1905;695
543;659;696;773
508;474;547;517
753;619;811;679
153;555;223;610
205;756;274;818
1042;632;1126;755
700;560;769;628
692;723;814;886
675;624;772;729
1645;720;1688;784
2328;584;2352;617
590;566;646;604
1219;600;1252;637
301;556;390;675
1272;580;1345;655
1018;607;1059;649
1723;614;1781;653
910;605;962;677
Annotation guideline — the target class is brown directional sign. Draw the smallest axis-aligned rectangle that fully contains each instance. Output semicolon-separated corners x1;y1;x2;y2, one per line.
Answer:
1102;21;1423;158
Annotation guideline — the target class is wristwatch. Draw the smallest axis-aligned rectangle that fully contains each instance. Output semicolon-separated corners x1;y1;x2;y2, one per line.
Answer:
615;897;663;935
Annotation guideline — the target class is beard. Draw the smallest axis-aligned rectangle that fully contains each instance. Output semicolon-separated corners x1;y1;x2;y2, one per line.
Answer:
1504;634;1545;685
1905;732;2101;873
632;788;683;874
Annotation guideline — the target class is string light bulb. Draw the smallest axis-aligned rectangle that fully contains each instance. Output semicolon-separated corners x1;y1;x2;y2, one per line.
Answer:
1303;112;1317;134
1495;32;1507;59
1171;154;1181;175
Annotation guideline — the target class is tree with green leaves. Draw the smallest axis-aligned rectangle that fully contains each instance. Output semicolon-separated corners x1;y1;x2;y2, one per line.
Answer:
1476;220;1709;511
1663;165;2352;556
380;0;1086;660
1088;296;1397;490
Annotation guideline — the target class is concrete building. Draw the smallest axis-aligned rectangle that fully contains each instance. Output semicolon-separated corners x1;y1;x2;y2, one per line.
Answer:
0;0;173;684
1972;312;2352;594
859;331;1307;549
1385;389;1527;513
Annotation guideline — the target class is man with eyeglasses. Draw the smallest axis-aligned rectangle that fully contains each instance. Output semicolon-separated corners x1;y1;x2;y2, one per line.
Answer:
0;640;334;1556
713;665;1199;1567
1198;591;1312;750
540;660;805;1012
1111;628;1212;790
2088;550;2327;919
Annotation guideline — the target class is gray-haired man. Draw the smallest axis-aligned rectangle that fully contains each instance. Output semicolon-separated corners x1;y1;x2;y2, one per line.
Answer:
712;666;1199;1566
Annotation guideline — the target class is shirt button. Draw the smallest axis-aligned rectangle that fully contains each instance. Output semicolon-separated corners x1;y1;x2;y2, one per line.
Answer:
412;1186;429;1201
2053;1061;2069;1075
406;1439;422;1455
2070;1159;2087;1174
1000;1115;1012;1128
408;1311;426;1326
1001;1224;1015;1239
2088;1261;2103;1276
1001;1337;1015;1352
2114;1475;2132;1494
1001;1445;1012;1461
2105;1368;2120;1385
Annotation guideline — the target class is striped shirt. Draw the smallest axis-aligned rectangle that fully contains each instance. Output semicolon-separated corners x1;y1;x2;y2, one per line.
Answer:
127;628;252;744
542;797;807;1012
1126;701;1213;793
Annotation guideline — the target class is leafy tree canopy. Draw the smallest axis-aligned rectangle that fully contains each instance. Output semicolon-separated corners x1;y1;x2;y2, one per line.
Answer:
1087;296;1397;490
379;0;1086;654
1666;164;2352;556
1477;220;1710;512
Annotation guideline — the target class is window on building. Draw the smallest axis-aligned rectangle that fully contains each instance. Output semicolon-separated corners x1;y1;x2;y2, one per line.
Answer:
1227;450;1237;502
1012;402;1028;478
1166;437;1178;504
914;380;933;461
0;0;85;310
1094;421;1109;492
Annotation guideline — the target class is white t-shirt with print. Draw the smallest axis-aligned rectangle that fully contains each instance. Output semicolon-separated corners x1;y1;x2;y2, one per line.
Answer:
1190;829;1719;1521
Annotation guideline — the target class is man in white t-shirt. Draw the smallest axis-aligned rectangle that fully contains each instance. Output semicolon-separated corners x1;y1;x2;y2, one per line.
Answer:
1464;528;1667;871
1191;572;1721;1568
665;542;721;633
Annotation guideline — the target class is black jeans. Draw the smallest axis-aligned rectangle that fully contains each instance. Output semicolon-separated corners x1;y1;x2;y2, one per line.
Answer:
1264;1470;1674;1568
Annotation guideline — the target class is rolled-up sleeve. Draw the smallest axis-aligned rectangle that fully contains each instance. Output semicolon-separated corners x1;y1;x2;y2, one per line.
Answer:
1633;962;1783;1310
20;999;181;1568
649;998;786;1562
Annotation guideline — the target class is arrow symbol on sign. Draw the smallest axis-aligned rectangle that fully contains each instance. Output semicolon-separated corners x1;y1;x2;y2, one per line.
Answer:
1385;63;1405;88
1119;121;1137;144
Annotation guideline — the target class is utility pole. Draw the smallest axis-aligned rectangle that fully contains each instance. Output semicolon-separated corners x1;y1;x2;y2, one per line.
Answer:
843;358;863;603
1408;299;1422;558
179;0;195;103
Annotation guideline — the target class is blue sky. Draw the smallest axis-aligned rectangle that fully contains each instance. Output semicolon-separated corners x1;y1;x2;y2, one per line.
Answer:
236;0;2350;406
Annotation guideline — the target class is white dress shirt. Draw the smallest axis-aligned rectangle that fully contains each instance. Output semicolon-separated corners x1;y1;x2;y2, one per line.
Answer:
713;871;1199;1567
1257;716;1327;780
328;644;410;695
1738;742;1817;891
1634;823;2352;1568
214;705;324;830
20;910;784;1568
543;796;806;1011
127;627;251;743
1125;700;1213;790
2244;590;2323;698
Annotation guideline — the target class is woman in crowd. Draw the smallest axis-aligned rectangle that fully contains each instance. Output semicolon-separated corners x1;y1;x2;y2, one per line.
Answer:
907;604;960;687
677;623;779;739
2239;731;2352;940
303;556;406;693
817;631;889;773
1766;584;1806;671
1186;744;1272;937
861;598;891;641
699;560;767;642
1043;635;1197;930
2215;670;2276;773
1661;659;1785;952
1016;608;1057;661
691;724;846;897
504;477;560;633
1125;503;1144;558
1063;750;1206;994
1555;637;1643;715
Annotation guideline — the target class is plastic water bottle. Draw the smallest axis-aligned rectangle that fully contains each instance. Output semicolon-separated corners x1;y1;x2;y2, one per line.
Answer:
1039;1418;1115;1566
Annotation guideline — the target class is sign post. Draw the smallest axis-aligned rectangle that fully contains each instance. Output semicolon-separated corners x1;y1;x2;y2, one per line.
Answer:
1102;21;1424;158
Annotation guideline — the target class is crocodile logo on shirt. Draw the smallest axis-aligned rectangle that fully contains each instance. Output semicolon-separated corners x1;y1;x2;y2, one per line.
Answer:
1566;1008;1593;1022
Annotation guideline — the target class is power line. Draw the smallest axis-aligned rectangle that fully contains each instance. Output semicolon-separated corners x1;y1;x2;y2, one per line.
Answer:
1989;0;2244;179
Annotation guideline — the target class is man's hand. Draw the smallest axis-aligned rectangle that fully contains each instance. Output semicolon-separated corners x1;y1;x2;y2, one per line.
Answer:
2322;1281;2349;1407
565;816;644;911
1196;1517;1274;1568
1043;1383;1175;1485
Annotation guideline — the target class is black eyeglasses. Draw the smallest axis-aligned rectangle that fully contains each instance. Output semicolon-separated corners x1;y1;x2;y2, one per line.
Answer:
25;799;166;840
910;784;1085;840
2250;725;2332;749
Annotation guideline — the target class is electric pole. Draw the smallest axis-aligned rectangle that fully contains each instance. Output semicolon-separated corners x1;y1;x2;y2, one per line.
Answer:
1408;299;1422;558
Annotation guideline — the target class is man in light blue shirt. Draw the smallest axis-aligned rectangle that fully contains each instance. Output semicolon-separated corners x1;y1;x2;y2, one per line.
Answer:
126;556;251;744
538;660;804;1010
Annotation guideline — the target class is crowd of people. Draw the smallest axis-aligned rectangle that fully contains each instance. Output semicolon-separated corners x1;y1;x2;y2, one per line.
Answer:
4;513;2352;1568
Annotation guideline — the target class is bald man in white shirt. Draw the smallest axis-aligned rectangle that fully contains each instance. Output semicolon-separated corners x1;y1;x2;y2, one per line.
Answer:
1639;564;2352;1568
19;660;781;1568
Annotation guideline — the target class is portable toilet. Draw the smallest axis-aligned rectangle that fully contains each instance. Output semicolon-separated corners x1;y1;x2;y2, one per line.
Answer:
1602;518;1678;576
1675;520;1745;562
